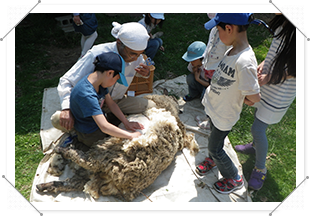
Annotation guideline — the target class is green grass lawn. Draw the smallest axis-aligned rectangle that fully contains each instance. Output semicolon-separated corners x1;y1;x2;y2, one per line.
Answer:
15;13;295;202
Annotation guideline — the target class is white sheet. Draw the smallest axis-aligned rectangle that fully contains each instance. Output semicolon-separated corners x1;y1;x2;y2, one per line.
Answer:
30;75;251;202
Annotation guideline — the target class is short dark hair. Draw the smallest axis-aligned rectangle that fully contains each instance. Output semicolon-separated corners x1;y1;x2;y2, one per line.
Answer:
93;60;120;78
217;14;255;32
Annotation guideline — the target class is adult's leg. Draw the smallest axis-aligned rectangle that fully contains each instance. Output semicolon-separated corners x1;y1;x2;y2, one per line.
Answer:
50;111;70;133
81;31;98;57
114;96;156;115
102;96;156;125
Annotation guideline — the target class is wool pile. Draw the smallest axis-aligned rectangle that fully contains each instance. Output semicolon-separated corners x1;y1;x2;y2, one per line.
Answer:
36;95;199;201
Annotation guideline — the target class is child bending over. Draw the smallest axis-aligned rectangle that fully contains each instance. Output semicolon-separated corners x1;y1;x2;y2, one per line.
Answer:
70;52;143;147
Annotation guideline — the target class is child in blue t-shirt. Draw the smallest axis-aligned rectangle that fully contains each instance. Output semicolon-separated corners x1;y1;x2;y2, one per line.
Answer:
70;52;143;147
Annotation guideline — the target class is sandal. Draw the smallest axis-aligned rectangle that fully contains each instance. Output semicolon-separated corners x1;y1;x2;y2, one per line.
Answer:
195;157;217;175
213;176;244;194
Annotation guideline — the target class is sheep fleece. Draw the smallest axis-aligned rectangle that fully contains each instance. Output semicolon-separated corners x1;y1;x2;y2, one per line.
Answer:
37;95;198;201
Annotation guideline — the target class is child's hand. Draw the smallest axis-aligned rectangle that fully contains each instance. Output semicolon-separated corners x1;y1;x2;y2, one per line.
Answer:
124;121;144;131
257;60;265;75
194;70;201;81
130;131;142;139
258;73;270;86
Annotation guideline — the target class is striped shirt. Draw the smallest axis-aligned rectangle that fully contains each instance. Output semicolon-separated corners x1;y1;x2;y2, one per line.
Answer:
253;28;296;124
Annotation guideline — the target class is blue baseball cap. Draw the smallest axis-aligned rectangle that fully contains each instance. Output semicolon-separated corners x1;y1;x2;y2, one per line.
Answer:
94;52;128;87
204;13;253;30
182;41;207;62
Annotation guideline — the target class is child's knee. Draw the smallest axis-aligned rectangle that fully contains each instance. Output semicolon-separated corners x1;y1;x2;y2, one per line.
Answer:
148;39;161;50
51;111;70;133
156;38;163;47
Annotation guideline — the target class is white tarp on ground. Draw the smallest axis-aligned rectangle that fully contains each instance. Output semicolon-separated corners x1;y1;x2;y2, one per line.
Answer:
30;75;251;202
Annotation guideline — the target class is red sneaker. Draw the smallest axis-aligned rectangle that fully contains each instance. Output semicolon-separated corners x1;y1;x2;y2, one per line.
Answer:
213;176;244;194
195;157;217;175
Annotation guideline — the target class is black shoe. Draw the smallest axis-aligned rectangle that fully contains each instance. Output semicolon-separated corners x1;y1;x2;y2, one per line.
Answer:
183;94;196;101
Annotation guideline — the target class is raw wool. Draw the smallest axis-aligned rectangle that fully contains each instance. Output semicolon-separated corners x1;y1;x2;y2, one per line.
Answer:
122;107;178;151
47;153;66;176
36;95;199;201
143;94;180;117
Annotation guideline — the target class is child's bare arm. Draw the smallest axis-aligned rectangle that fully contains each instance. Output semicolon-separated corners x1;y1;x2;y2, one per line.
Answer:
245;93;261;104
105;94;144;131
244;97;254;106
194;70;210;87
92;114;141;139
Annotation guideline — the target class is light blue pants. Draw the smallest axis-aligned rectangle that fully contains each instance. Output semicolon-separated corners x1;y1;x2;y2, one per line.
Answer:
251;110;269;170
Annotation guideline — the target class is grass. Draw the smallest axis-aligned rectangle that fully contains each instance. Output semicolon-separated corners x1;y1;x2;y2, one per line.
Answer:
229;102;296;202
15;13;295;202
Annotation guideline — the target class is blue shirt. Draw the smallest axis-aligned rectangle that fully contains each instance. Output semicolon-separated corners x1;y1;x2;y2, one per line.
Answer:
70;75;109;134
72;13;98;36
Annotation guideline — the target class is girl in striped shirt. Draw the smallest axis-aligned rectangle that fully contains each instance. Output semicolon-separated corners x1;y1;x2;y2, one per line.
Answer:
235;14;296;190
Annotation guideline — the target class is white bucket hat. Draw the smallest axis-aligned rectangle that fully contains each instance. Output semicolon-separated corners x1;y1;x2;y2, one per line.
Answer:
111;22;150;51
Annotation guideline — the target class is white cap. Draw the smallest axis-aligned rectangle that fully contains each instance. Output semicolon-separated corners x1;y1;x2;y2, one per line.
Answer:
150;13;165;20
111;22;150;51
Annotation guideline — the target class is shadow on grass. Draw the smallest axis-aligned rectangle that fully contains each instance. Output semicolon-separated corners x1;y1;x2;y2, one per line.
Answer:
240;154;286;202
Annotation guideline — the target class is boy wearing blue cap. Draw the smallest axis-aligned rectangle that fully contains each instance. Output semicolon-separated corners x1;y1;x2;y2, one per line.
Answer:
196;13;261;194
70;52;143;147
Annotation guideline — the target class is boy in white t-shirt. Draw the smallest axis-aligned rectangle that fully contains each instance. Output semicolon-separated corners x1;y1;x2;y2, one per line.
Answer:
196;13;261;194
